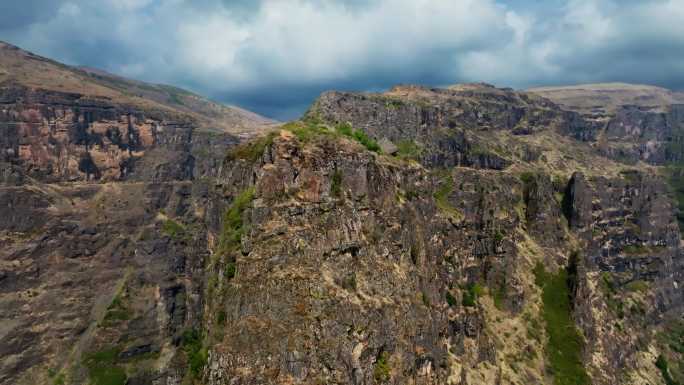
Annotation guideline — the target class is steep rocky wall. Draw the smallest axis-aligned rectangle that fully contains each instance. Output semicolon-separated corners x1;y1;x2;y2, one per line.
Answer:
307;85;590;170
0;86;238;183
205;133;536;385
0;179;224;385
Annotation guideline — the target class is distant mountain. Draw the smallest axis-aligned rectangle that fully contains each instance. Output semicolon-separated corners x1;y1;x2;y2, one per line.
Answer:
0;40;276;134
529;82;684;116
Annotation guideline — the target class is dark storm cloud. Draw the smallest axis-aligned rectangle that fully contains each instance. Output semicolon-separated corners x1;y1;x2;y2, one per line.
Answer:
1;0;684;120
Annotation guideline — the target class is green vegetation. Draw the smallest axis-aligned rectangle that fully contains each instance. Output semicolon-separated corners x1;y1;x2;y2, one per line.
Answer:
655;320;684;385
519;171;536;185
656;355;678;385
462;283;484;307
395;140;423;161
333;123;381;153
224;262;236;280
162;218;185;240
664;322;684;354
218;187;255;257
625;279;649;293
227;131;277;162
216;310;227;326
533;263;590;385
281;120;382;153
421;292;431;307
622;244;667;256
83;347;127;385
373;351;391;383
51;370;65;385
664;164;684;232
182;329;208;378
285;120;331;142
101;292;131;327
599;272;625;318
434;174;463;220
331;170;343;198
491;282;506;310
384;98;404;109
445;291;457;307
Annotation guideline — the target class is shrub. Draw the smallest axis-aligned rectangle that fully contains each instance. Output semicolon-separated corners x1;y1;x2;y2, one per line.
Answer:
655;355;677;385
224;262;236;280
335;122;381;153
52;372;65;385
182;329;208;378
519;171;536;185
335;122;353;137
352;129;381;153
462;283;483;307
374;351;391;383
216;310;227;326
218;187;255;256
445;291;457;307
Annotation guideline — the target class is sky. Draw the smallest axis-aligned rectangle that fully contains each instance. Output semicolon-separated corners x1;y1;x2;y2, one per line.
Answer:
1;0;684;120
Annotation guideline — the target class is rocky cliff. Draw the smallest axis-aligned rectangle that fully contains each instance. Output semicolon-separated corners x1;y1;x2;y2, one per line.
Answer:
1;46;683;385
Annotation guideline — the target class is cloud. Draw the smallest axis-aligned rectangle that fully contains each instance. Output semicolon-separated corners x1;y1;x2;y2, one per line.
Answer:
1;0;684;119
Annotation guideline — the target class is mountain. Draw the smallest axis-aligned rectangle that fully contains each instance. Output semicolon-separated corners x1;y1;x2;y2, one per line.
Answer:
1;43;683;385
0;41;276;135
529;82;684;116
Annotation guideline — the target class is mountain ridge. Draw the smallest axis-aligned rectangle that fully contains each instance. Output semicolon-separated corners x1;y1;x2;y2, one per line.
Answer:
0;40;276;135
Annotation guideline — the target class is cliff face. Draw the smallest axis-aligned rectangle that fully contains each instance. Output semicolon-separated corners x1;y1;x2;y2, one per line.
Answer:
1;46;684;385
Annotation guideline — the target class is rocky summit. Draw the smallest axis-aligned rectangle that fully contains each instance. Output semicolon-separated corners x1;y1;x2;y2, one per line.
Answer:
1;44;683;385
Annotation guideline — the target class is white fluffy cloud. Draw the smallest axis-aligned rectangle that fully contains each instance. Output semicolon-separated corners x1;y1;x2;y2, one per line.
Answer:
2;0;684;118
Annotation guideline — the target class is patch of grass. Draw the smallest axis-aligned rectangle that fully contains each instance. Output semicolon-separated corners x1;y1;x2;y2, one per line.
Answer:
519;171;536;185
100;292;131;327
226;131;277;162
492;282;506;310
335;122;381;153
83;347;127;385
182;329;208;379
285;121;331;142
335;122;354;137
162;218;185;239
462;283;484;307
434;174;463;221
395;140;423;160
52;372;65;385
374;351;391;383
625;280;649;293
218;187;255;257
533;263;590;385
656;355;678;385
622;244;667;256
